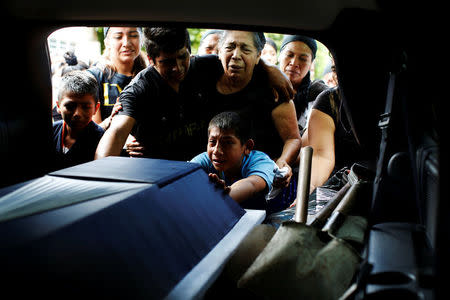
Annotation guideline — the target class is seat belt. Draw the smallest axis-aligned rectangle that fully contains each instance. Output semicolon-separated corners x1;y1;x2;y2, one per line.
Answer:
372;72;396;211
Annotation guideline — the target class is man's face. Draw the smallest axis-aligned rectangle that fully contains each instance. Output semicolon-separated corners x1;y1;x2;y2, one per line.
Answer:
207;127;248;174
198;33;220;55
153;46;190;86
278;41;313;88
57;94;99;130
218;31;261;82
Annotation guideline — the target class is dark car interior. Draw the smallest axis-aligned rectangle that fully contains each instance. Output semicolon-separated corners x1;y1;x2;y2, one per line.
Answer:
1;0;444;299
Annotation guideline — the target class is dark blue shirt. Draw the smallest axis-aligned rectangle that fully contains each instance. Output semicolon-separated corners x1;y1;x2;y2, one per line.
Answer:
52;120;104;170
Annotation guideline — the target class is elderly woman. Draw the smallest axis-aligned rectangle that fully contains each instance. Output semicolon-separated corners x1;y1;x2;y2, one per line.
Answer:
88;27;147;130
196;30;301;188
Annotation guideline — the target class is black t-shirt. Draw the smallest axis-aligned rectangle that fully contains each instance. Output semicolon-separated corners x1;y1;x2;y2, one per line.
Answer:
294;76;328;130
312;87;367;172
190;63;282;159
88;67;133;120
118;55;223;161
52;120;105;170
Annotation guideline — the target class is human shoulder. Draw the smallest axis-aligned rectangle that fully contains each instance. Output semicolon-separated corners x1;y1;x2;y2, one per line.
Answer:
188;54;223;77
312;87;340;124
81;121;105;142
52;120;63;138
190;152;215;173
88;120;105;134
309;79;329;102
120;67;159;98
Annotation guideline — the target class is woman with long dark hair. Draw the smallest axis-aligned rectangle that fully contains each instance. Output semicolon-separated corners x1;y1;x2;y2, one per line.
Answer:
88;27;147;130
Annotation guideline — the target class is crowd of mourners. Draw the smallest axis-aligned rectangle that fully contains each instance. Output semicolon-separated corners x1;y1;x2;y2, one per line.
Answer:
51;27;366;216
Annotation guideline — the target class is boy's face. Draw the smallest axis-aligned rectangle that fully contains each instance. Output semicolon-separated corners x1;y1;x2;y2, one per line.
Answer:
57;93;99;130
207;127;251;174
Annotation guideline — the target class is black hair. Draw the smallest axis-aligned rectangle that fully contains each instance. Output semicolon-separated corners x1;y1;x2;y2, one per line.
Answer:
280;34;317;59
218;31;266;53
208;111;251;144
142;27;191;61
57;70;99;103
60;51;89;76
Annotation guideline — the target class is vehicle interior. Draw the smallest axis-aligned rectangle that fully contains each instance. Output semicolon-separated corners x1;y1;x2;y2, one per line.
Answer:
1;0;443;299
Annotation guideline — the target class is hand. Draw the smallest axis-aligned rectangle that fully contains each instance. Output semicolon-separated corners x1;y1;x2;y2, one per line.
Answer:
126;138;145;157
111;100;123;118
101;101;123;131
272;160;292;188
263;63;295;102
208;173;231;194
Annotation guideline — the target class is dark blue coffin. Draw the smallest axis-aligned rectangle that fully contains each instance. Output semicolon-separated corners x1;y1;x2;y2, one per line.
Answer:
0;157;265;299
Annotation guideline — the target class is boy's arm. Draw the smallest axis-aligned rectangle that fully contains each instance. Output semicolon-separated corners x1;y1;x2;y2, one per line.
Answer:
95;115;136;159
229;175;268;204
259;58;295;102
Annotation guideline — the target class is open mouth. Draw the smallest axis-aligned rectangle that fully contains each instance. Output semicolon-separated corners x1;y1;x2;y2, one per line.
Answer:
229;65;243;72
212;159;226;167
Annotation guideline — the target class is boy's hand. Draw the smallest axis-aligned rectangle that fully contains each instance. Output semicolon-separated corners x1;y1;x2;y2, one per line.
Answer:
208;173;231;194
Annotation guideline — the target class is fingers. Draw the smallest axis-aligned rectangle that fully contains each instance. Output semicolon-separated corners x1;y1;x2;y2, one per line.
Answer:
208;173;230;194
111;102;123;117
127;151;144;157
125;139;145;157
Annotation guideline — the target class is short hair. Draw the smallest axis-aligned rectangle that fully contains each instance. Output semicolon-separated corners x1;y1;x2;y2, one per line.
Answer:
142;27;191;61
57;70;99;103
218;31;266;53
208;111;251;144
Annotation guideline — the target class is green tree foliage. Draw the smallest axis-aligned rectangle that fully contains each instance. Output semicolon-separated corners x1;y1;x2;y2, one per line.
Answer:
95;27;105;54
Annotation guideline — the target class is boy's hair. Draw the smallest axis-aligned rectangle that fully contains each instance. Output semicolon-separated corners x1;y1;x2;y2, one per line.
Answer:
208;111;251;144
57;70;99;103
142;27;191;62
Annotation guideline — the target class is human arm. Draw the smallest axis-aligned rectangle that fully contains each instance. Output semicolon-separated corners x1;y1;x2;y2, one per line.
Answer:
95;114;136;159
303;108;336;192
271;100;302;187
259;59;295;102
93;101;123;131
